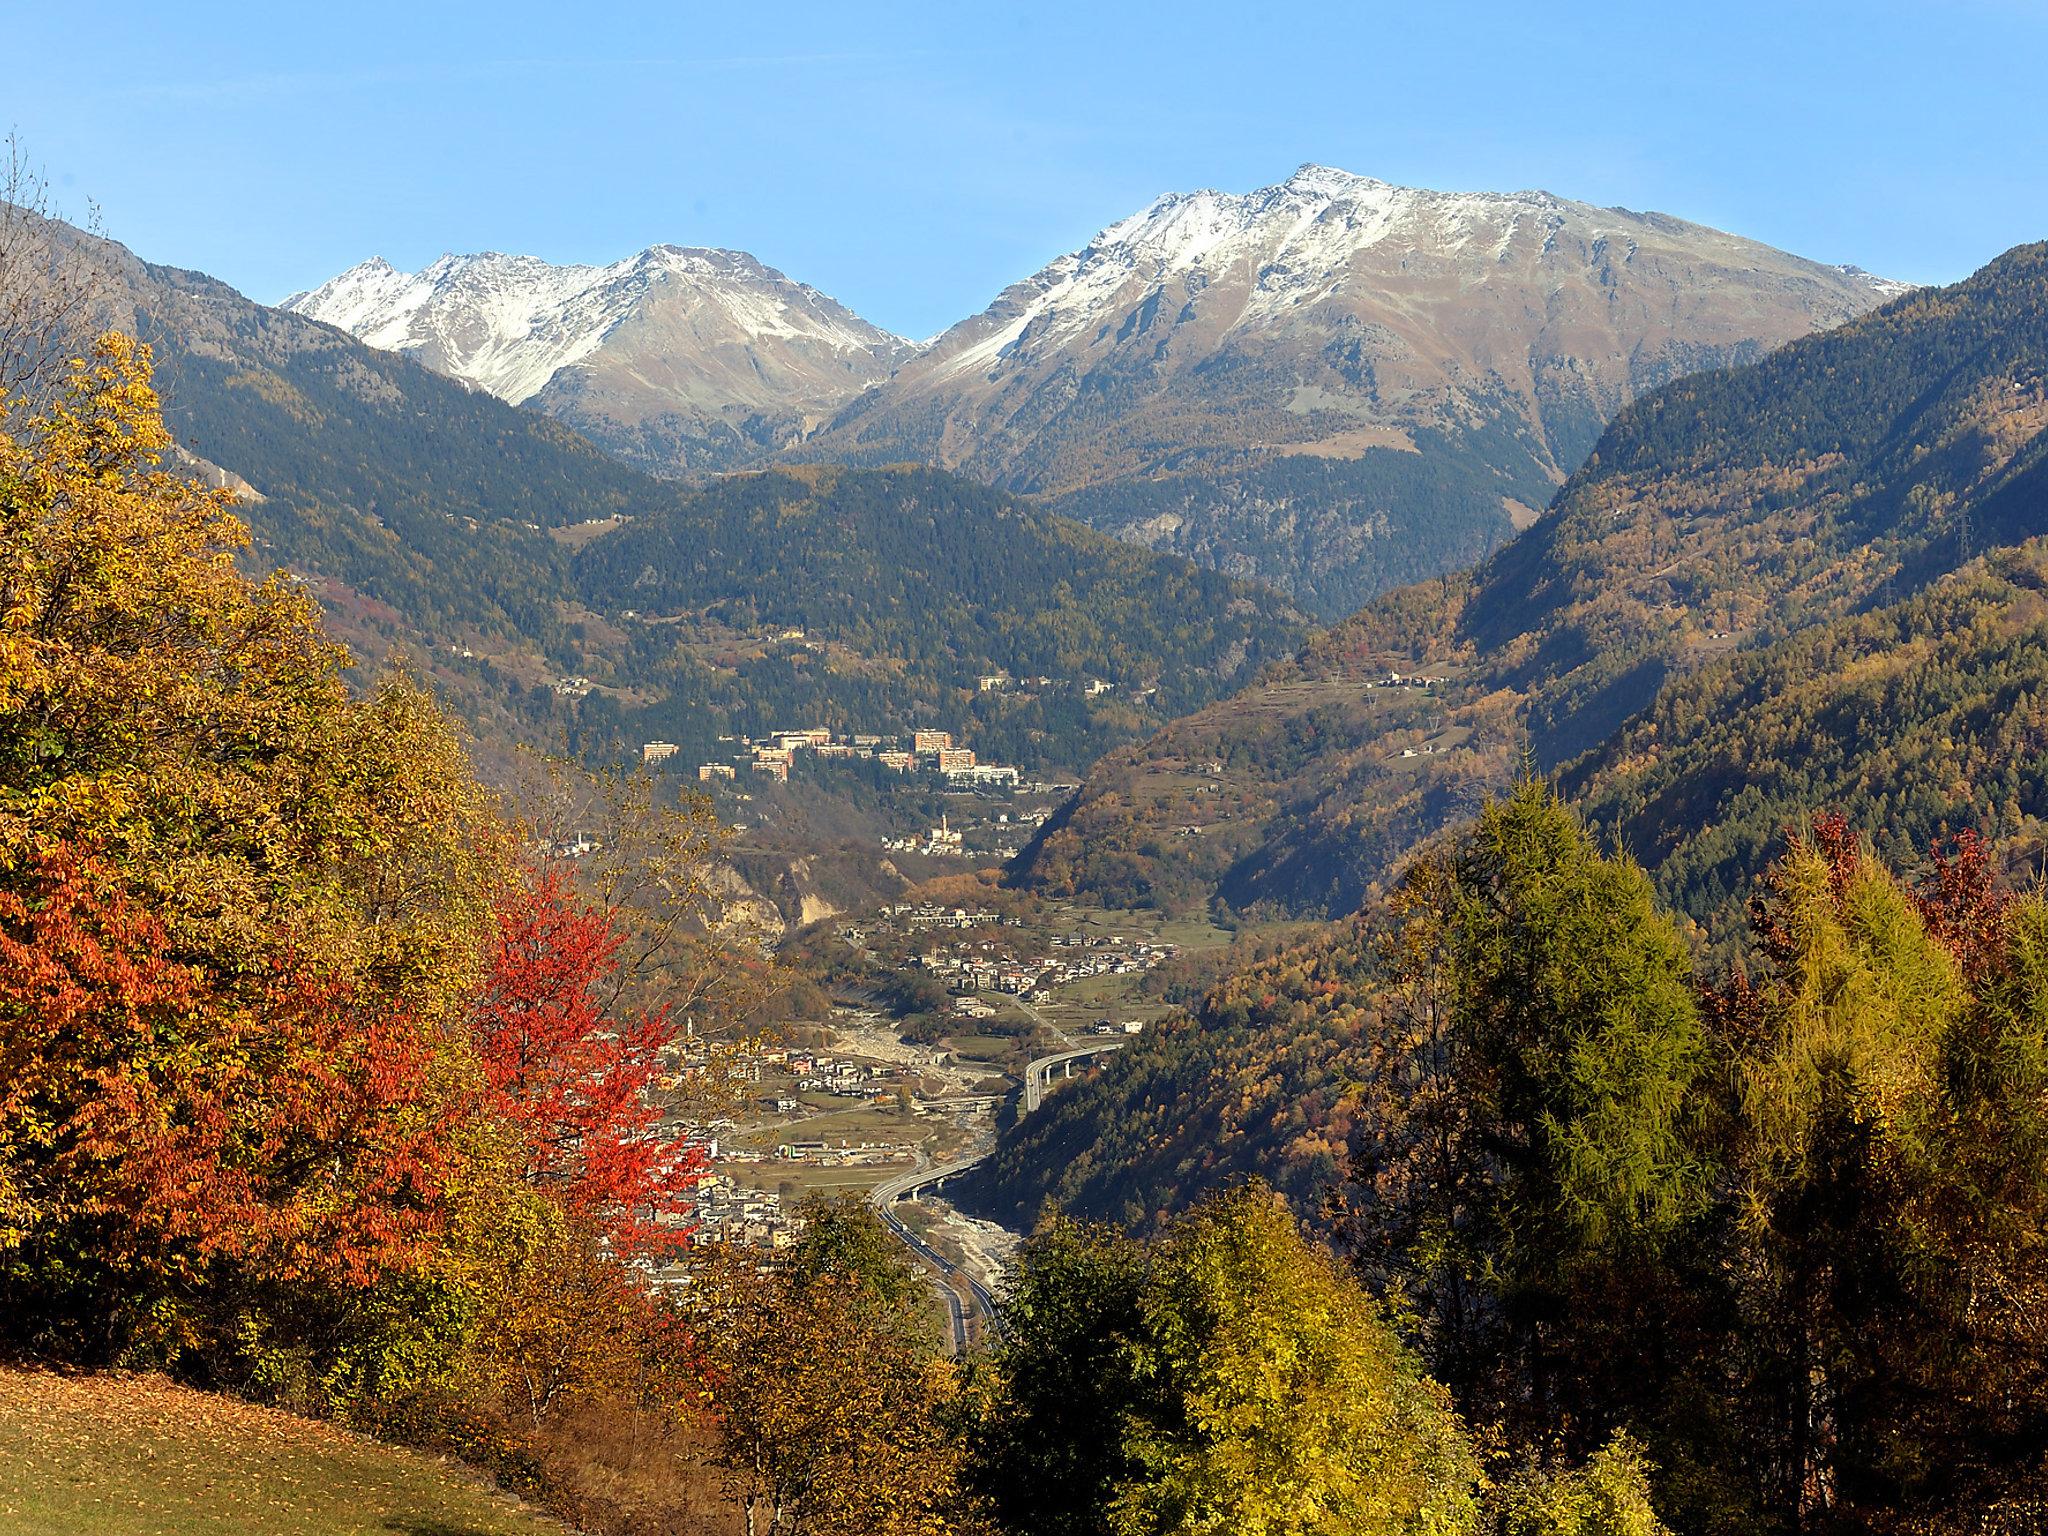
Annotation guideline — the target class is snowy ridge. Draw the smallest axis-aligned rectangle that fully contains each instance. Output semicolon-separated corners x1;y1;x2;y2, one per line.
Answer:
922;164;1903;381
285;246;909;406
1833;264;1919;299
285;163;1906;497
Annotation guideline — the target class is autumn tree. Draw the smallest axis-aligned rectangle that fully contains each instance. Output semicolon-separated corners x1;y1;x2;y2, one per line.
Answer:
978;1186;1481;1536
473;865;703;1256
690;1198;976;1536
0;335;509;1396
0;333;505;1005
508;750;766;1030
1492;1434;1671;1536
1716;821;2048;1530
470;1226;667;1428
1340;780;1710;1431
966;1215;1153;1536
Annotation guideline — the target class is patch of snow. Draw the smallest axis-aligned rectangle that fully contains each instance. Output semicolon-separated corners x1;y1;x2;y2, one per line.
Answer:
1834;264;1919;300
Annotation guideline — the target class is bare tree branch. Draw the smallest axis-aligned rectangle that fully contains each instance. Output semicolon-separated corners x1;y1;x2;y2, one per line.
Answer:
0;132;109;418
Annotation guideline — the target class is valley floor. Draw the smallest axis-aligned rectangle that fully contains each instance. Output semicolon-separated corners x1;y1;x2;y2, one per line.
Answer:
0;1367;564;1536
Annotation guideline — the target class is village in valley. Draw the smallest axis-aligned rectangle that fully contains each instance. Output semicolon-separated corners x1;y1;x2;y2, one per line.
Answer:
638;718;1079;862
657;888;1229;1326
513;650;1264;1330
574;674;1246;1326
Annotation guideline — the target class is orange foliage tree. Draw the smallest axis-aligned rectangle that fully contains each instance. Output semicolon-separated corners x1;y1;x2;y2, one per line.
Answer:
0;846;466;1304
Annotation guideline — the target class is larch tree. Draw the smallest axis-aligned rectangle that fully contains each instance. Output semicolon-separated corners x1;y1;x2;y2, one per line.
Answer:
1342;780;1710;1430
980;1187;1482;1536
1720;819;2048;1529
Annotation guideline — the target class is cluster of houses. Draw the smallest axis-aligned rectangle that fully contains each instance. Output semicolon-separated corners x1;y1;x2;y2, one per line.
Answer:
1047;932;1179;979
836;903;1010;941
881;816;968;857
1366;670;1443;690
657;1035;838;1098
634;726;1024;788
974;671;1122;700
904;929;1179;1005
791;1052;895;1097
688;1174;798;1251
662;1039;916;1106
881;809;1040;861
670;1043;928;1250
936;954;1044;997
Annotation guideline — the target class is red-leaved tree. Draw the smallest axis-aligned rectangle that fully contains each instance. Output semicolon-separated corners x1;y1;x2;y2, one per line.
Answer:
473;867;702;1256
0;843;465;1297
1912;827;2014;984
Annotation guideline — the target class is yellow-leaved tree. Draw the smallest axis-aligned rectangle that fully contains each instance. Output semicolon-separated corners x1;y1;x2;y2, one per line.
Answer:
977;1186;1482;1536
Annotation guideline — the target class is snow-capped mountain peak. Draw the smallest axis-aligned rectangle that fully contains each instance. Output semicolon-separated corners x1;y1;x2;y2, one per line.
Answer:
912;165;1904;390
284;245;915;473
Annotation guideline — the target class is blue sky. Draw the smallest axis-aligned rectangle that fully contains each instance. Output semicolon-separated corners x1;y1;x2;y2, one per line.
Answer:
14;0;2046;339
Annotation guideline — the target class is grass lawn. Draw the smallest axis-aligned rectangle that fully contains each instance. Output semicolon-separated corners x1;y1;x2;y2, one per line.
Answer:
762;1169;910;1201
0;1367;563;1536
1055;972;1171;1009
770;1105;927;1142
940;1034;1018;1062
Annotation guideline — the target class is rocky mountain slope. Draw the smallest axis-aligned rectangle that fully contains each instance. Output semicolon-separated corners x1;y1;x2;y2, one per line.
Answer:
285;247;913;475
808;164;1905;614
1015;241;2048;928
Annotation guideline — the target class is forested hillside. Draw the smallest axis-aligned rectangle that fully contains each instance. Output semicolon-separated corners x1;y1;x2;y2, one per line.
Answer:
978;783;2048;1533
569;465;1304;769
1565;541;2048;949
1017;241;2048;918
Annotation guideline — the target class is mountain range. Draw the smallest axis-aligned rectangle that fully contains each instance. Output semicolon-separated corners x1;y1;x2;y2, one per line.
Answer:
284;246;914;476
290;165;1906;616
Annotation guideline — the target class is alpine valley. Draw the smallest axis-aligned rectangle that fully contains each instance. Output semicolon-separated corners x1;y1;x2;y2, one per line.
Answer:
18;128;2048;1536
0;207;1309;948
